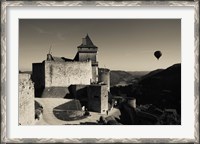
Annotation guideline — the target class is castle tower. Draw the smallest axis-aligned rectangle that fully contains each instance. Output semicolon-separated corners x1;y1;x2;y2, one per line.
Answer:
87;84;108;114
76;34;98;83
98;68;110;91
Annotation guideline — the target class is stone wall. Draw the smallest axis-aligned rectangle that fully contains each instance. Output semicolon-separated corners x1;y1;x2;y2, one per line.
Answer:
87;84;108;114
41;87;70;98
98;68;110;91
19;74;35;125
44;61;92;87
100;85;109;113
92;66;98;83
78;52;98;83
78;53;97;62
88;85;101;112
78;47;98;53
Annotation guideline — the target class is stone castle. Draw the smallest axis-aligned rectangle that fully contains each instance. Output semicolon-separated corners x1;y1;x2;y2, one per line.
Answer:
32;35;110;113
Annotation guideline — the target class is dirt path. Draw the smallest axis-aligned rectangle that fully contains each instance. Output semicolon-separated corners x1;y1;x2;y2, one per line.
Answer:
35;98;73;125
35;98;107;125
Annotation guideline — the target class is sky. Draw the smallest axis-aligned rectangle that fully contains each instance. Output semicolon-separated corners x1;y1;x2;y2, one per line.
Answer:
19;19;181;71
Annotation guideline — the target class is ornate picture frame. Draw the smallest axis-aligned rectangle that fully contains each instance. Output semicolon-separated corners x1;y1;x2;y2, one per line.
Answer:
1;1;199;143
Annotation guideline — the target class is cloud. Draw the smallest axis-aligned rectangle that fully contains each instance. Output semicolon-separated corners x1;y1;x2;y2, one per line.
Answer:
56;32;66;41
33;26;51;34
32;26;66;41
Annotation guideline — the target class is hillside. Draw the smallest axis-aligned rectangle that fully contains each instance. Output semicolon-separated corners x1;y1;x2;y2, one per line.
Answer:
133;63;181;113
110;70;148;87
127;71;149;78
110;63;181;114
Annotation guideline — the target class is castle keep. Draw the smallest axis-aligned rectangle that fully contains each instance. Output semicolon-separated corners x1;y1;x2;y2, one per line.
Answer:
74;34;99;83
32;35;110;114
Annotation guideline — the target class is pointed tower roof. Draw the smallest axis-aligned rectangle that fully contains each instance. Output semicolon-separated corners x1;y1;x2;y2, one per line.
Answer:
77;34;98;48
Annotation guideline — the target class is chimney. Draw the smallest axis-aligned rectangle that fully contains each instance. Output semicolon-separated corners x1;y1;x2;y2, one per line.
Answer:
82;38;86;45
47;54;53;61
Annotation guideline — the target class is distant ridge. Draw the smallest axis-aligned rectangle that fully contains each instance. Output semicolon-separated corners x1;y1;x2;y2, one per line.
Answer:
110;70;148;87
134;63;181;113
110;63;181;114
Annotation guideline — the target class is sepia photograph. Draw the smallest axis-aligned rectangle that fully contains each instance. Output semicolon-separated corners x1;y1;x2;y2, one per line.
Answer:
19;19;181;125
1;1;198;143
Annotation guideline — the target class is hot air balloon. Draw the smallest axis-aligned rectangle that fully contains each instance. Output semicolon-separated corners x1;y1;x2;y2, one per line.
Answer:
154;51;162;60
